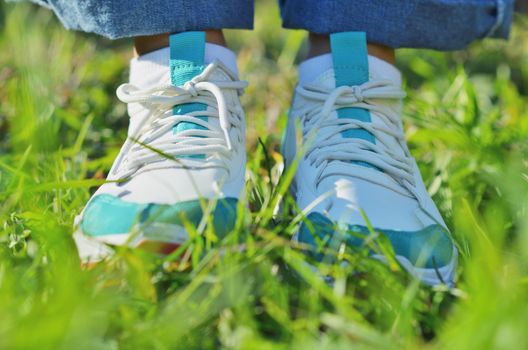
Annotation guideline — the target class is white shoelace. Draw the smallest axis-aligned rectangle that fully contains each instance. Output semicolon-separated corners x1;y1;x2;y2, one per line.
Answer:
111;62;247;180
296;80;418;196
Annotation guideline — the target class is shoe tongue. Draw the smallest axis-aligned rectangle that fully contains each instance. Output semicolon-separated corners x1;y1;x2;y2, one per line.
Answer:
330;32;375;164
318;33;408;195
169;32;208;159
331;32;369;87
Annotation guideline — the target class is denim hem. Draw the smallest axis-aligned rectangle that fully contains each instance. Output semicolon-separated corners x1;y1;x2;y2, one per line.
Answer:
31;0;514;48
485;0;514;39
279;0;514;50
34;0;254;39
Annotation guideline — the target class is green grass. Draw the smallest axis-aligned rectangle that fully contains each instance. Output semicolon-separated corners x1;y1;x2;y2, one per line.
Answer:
1;2;528;349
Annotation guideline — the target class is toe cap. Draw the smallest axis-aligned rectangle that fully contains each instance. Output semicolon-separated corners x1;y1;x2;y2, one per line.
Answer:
298;212;454;268
80;194;238;239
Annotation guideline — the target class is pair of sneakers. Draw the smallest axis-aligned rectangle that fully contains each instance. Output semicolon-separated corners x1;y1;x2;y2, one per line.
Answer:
73;31;457;286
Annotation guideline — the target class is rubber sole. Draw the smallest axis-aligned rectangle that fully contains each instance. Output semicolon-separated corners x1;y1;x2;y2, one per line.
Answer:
73;222;190;265
372;248;457;287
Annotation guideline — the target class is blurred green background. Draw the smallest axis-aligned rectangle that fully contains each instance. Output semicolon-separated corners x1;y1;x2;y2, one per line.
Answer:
0;1;528;349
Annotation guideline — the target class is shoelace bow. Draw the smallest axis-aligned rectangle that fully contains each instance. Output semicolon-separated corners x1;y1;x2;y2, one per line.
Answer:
296;80;418;196
111;62;248;179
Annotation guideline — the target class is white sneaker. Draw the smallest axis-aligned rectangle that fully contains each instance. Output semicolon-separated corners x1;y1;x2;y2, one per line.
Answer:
283;32;457;286
74;32;247;264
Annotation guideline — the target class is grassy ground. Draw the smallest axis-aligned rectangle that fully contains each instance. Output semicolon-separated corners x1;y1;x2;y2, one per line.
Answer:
1;1;528;349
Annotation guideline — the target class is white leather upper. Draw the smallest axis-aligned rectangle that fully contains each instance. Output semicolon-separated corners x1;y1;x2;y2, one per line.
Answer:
283;65;447;231
91;61;247;205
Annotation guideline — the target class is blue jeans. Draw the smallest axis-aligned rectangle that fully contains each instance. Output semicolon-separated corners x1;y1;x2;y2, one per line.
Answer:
33;0;514;50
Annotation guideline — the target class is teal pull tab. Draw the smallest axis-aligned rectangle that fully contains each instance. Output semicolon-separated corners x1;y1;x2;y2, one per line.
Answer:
169;31;208;159
330;32;375;145
169;31;206;86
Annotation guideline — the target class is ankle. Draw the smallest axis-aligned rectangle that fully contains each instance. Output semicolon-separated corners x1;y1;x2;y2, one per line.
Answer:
134;30;227;56
307;33;330;58
307;33;396;65
367;43;395;65
204;30;227;47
